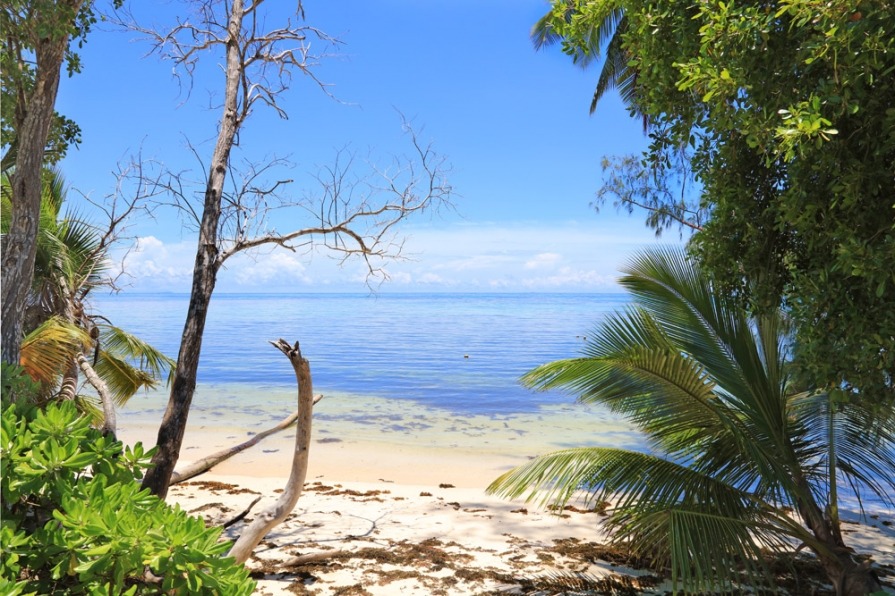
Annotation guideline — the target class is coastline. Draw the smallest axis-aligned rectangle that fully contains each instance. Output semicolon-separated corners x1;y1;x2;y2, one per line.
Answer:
117;412;895;595
116;387;645;488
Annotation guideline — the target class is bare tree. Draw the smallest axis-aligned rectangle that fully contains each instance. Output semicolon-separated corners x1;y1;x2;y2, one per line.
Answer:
226;339;314;564
109;0;453;498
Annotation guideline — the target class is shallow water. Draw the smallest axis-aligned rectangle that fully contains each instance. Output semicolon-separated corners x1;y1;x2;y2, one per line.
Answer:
98;292;890;513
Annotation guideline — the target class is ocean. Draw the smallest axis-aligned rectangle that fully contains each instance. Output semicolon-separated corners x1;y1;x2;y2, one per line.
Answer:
94;292;648;457
94;292;630;416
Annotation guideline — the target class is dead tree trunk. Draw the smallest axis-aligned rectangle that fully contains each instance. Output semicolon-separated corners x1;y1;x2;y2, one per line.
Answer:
227;339;315;565
170;393;322;484
139;0;245;499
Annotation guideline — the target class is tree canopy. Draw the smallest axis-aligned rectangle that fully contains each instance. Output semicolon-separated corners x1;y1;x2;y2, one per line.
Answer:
543;0;895;403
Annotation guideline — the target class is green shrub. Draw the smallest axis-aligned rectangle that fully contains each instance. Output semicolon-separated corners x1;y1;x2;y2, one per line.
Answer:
1;366;255;595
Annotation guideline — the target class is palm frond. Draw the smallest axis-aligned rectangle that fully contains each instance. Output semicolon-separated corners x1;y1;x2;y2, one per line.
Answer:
92;324;175;406
522;304;781;493
73;392;104;427
495;246;894;593
618;249;806;487
93;351;159;407
40;167;67;217
487;447;808;593
99;324;175;380
531;4;624;64
791;391;895;508
20;317;91;385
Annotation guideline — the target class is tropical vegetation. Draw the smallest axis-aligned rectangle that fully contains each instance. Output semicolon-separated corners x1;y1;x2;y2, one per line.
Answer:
1;167;173;432
532;2;635;122
488;248;895;594
536;0;895;406
0;369;255;595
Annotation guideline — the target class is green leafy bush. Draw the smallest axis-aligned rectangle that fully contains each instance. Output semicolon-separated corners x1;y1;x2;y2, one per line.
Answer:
1;366;255;595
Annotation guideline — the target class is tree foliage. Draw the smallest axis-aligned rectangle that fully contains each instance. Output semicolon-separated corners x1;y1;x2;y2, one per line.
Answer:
540;0;895;404
0;0;122;365
1;168;174;432
0;0;104;168
489;248;893;595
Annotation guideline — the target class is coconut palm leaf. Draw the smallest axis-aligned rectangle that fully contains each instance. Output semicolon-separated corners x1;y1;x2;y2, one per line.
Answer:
488;446;810;592
11;168;172;426
52;215;107;289
73;393;104;427
791;390;895;508
531;3;641;121
492;247;894;593
19;317;90;387
93;324;174;407
531;4;624;67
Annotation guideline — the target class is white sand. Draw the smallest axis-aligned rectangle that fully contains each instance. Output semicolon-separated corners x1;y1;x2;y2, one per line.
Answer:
170;474;617;595
132;419;895;595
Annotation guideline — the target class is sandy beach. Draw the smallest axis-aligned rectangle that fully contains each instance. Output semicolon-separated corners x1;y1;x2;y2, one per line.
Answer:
117;416;895;595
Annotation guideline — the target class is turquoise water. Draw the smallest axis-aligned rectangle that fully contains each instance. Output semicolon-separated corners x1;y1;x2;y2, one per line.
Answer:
93;292;629;416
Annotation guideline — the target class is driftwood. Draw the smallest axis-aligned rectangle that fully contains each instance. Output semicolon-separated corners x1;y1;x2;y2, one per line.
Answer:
227;339;316;565
170;393;322;485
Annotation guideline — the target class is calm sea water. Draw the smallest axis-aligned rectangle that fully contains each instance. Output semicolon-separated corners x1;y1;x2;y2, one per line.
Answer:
93;292;889;512
93;292;629;417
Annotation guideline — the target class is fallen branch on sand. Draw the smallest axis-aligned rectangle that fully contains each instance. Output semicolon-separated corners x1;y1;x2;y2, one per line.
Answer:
283;551;351;567
170;393;323;485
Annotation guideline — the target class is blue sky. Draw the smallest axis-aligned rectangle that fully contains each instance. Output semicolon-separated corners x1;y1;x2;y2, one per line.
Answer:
57;0;684;293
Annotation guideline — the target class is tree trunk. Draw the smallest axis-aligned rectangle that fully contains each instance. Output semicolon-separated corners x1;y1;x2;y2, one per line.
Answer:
794;477;883;594
1;3;82;363
140;0;246;499
77;354;116;438
227;340;315;565
58;358;79;401
170;393;322;484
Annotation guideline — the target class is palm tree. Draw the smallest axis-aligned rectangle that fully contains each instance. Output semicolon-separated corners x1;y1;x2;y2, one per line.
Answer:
1;168;173;434
488;247;893;594
532;1;644;127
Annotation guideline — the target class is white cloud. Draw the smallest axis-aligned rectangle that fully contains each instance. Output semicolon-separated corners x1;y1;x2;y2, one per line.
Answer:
524;252;562;270
106;218;681;293
230;251;310;286
109;236;194;291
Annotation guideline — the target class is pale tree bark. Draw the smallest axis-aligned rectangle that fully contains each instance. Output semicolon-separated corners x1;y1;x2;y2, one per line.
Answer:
114;0;453;499
77;354;117;438
170;393;322;484
1;0;84;364
227;339;314;565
